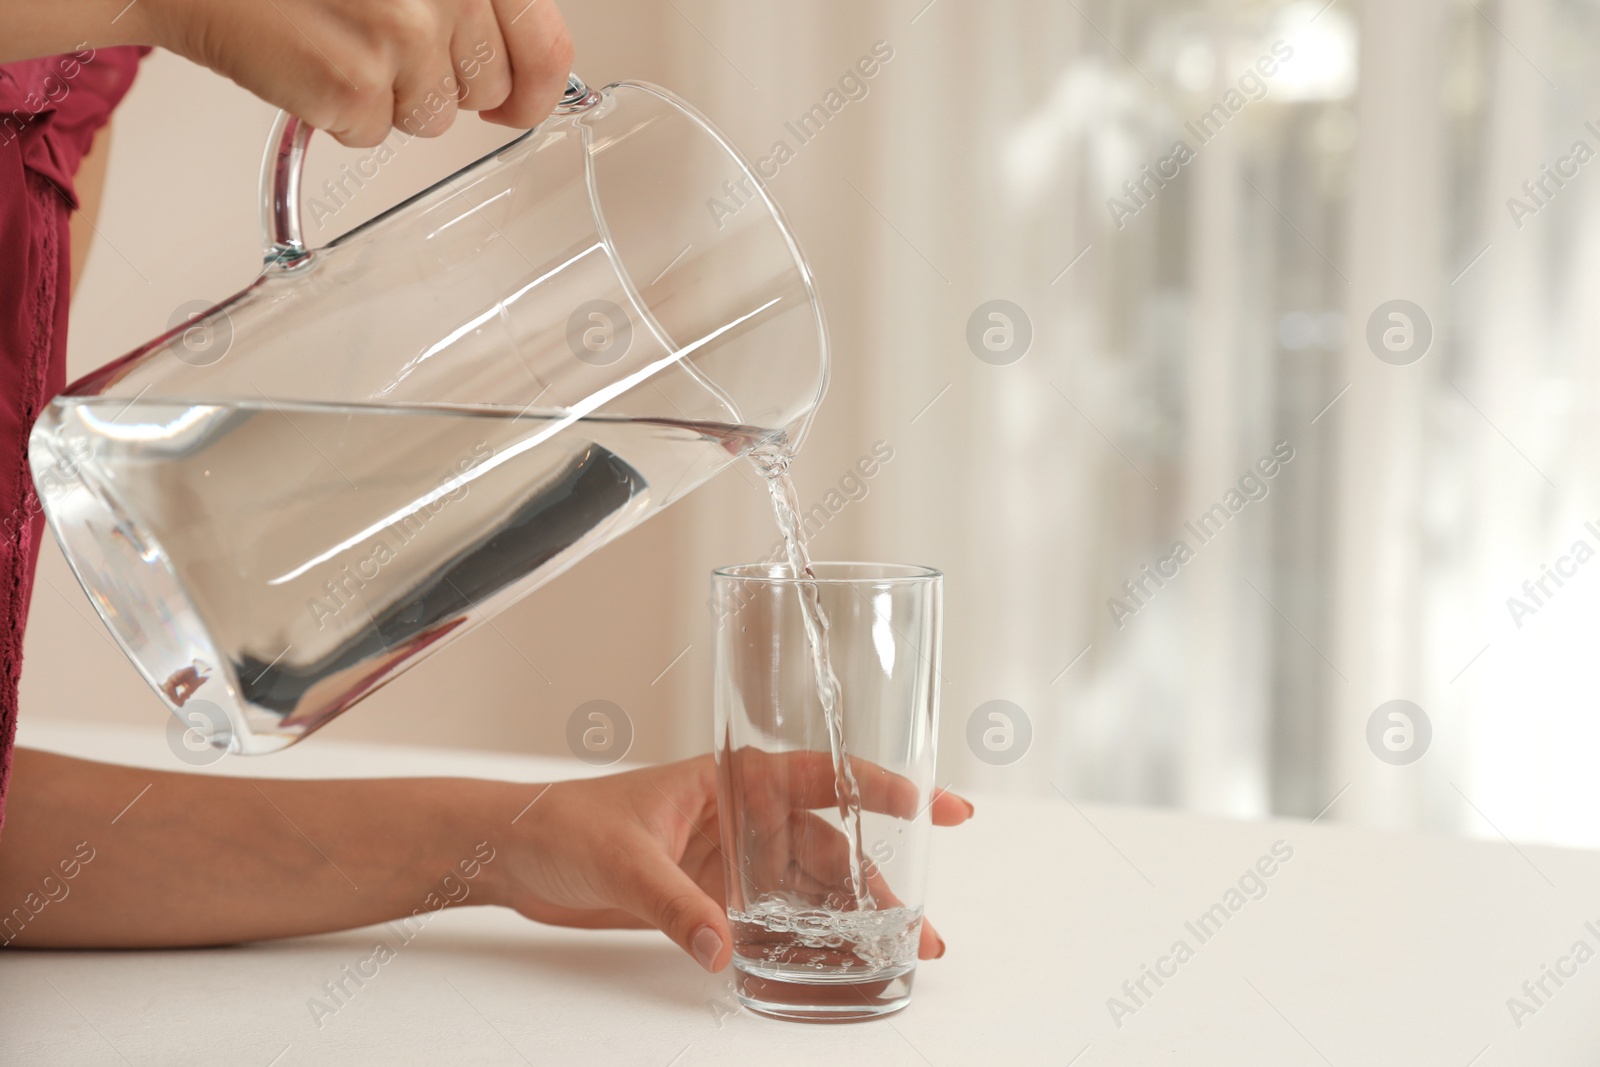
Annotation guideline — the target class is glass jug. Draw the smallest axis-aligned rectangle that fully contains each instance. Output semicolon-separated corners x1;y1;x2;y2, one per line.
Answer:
29;76;829;755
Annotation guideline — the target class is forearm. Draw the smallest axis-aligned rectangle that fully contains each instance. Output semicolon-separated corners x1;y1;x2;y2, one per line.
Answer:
0;748;523;948
0;0;156;63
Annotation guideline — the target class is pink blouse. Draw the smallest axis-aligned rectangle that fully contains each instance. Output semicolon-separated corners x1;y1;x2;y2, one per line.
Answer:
0;45;146;834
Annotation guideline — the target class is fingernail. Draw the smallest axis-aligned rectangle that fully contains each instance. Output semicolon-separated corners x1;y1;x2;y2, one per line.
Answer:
691;925;723;972
962;798;976;818
934;933;947;958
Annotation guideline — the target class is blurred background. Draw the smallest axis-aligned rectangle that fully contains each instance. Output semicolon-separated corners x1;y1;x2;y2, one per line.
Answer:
24;0;1600;849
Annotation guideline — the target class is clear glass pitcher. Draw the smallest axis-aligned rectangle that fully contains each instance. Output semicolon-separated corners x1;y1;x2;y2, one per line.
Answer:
29;76;828;756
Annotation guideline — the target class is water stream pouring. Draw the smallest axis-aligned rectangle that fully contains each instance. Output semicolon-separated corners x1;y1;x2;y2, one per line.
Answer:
29;76;829;756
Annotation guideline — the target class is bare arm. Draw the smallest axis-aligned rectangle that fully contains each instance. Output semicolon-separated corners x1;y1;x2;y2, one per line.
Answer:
0;746;972;968
0;747;510;948
0;0;145;63
0;0;574;146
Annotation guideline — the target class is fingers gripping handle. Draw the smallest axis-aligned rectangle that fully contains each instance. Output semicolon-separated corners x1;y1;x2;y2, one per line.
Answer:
259;74;598;268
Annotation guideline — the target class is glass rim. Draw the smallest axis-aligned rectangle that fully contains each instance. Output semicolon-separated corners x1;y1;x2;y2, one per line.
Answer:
712;561;942;586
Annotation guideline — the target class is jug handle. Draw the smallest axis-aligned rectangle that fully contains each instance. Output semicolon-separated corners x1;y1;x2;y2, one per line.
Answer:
259;73;600;269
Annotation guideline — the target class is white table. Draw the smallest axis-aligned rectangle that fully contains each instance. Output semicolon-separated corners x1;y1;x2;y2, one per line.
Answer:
4;722;1599;1066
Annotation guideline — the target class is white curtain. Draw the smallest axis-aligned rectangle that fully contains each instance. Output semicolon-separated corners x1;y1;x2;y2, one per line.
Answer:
648;0;1600;848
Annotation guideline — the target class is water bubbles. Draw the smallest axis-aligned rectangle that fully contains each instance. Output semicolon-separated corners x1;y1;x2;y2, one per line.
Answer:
730;896;922;971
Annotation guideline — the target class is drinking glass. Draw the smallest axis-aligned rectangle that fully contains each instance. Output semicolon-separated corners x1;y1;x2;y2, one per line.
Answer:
711;562;942;1021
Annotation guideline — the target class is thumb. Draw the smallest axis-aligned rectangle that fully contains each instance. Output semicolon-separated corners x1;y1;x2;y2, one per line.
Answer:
618;851;731;973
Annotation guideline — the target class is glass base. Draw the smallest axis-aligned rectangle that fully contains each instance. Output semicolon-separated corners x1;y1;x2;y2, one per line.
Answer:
733;962;915;1022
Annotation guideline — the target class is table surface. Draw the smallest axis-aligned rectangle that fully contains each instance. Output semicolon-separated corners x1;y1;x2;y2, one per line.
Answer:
4;721;1600;1066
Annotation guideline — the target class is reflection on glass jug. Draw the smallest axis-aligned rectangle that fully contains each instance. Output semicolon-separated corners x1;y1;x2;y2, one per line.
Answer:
29;75;829;756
